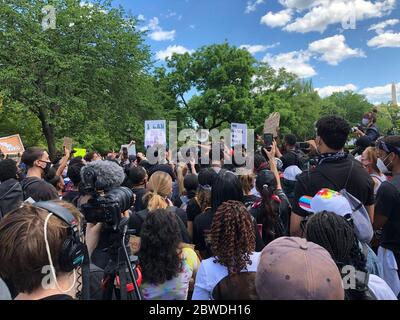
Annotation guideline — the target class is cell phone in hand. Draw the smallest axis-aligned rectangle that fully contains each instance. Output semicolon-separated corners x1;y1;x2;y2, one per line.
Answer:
263;133;273;150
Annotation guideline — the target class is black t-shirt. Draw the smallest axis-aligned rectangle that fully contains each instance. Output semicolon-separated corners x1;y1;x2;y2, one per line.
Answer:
21;177;58;202
62;190;80;205
39;294;74;300
193;208;265;259
375;175;400;253
193;208;214;258
293;155;375;217
128;207;190;244
281;150;298;170
186;198;201;222
132;187;147;212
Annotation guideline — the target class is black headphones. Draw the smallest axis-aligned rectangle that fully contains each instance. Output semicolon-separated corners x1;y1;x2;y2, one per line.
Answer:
33;201;86;273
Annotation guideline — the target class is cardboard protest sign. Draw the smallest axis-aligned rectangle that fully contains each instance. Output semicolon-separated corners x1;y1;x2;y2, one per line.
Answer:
144;120;166;148
73;148;86;158
264;112;280;138
231;123;247;148
0;134;25;155
63;137;73;151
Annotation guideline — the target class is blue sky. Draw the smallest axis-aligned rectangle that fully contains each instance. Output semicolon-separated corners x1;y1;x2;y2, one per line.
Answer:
111;0;400;104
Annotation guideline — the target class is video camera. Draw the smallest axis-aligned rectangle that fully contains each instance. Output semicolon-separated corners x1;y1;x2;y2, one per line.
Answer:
80;166;134;229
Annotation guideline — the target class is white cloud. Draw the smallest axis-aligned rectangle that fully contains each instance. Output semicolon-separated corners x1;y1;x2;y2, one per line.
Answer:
189;24;196;29
245;0;265;13
369;18;399;34
367;31;400;47
263;51;316;78
278;0;318;10
240;43;280;54
141;17;176;41
316;84;358;97
156;45;194;60
308;34;365;65
137;14;145;21
261;9;293;27
282;0;396;33
360;82;400;103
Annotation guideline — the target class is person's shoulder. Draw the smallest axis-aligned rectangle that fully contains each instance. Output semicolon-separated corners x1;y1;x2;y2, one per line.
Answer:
368;274;398;300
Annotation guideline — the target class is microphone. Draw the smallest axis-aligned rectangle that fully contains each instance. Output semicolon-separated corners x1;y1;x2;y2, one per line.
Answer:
81;160;125;191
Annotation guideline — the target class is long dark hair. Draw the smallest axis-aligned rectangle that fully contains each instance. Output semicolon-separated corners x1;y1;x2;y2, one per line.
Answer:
139;209;182;284
211;169;244;212
256;170;279;243
305;211;370;300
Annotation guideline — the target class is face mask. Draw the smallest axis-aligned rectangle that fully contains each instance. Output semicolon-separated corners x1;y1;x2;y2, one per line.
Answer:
377;156;391;174
40;161;52;175
362;118;369;126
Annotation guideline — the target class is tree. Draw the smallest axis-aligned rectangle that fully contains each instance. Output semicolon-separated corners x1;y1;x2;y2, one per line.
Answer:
0;0;159;158
157;43;257;129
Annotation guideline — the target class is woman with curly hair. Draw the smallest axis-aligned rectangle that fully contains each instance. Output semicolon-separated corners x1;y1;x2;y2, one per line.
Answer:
139;209;200;300
306;211;396;300
192;200;260;300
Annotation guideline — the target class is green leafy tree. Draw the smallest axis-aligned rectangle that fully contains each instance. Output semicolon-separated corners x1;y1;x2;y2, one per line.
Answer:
0;0;159;158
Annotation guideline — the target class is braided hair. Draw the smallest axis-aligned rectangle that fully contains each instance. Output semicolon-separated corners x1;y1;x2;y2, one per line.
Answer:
211;200;255;274
305;211;370;300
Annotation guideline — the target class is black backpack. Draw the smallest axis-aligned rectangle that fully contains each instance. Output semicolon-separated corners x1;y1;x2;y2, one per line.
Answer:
0;181;23;218
290;150;309;171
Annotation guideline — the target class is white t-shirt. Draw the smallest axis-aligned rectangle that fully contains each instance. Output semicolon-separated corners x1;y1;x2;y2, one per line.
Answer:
192;252;260;300
368;274;397;300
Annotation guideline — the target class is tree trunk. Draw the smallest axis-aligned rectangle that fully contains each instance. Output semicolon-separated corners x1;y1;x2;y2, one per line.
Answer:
38;106;57;160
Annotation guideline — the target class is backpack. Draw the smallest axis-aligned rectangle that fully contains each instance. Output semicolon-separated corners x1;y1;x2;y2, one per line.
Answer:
314;160;374;243
21;178;41;201
290;150;309;171
0;181;23;218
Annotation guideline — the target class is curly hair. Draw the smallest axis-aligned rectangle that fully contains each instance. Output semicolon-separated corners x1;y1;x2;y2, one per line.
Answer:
139;209;182;285
316;116;351;150
211;200;255;274
305;211;369;300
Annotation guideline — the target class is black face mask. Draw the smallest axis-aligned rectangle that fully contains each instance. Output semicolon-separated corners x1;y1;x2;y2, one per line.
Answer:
41;161;51;175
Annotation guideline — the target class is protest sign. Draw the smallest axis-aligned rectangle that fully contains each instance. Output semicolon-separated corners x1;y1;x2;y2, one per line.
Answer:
264;112;280;138
144;120;166;148
120;143;136;156
0;134;25;155
63;137;73;150
231;123;247;148
73;148;86;158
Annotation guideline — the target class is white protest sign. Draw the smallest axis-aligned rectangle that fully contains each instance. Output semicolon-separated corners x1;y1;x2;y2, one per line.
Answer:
144;120;167;148
120;144;136;156
231;123;247;148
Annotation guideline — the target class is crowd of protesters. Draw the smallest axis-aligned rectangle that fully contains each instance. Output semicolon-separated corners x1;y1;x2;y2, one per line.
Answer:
0;112;399;300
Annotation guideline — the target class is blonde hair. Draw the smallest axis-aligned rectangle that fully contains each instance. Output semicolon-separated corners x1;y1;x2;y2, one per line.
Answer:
237;168;255;195
363;147;380;174
144;171;172;211
176;162;188;196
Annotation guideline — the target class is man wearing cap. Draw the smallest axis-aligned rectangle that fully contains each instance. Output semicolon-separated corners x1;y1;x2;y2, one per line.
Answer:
374;135;400;298
290;116;375;237
255;237;345;300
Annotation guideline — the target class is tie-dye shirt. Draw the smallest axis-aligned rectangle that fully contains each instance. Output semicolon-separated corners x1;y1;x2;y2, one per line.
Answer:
141;247;199;300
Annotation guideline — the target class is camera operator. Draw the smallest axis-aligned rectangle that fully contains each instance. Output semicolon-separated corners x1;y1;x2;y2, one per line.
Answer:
0;201;86;300
79;160;135;269
291;116;375;237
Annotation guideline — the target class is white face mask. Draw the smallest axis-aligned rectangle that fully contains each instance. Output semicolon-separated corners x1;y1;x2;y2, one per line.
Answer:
377;158;390;174
362;118;369;126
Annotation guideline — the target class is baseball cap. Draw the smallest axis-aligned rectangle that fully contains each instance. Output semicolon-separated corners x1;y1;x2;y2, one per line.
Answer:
255;237;344;300
283;165;302;182
298;188;352;217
